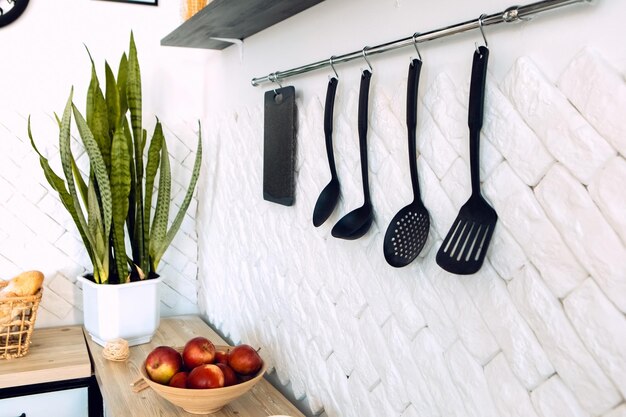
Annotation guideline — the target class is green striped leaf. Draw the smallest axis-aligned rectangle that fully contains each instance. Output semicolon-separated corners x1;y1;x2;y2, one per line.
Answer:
118;53;129;117
111;124;132;282
87;174;106;262
144;120;163;252
28;115;102;282
127;32;143;176
149;137;171;269
105;61;121;134
72;104;113;251
123;117;138;257
127;33;147;273
60;91;109;284
85;48;111;170
153;124;203;269
141;128;147;159
71;156;88;208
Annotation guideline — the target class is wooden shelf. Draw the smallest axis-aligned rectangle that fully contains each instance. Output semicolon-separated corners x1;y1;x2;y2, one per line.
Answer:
0;326;91;389
161;0;325;50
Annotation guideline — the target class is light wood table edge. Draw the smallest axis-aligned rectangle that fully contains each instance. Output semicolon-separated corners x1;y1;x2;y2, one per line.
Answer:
0;326;92;389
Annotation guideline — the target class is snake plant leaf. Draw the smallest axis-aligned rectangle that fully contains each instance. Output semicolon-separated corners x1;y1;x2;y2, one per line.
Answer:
71;156;89;208
28;115;101;282
139;125;148;272
118;53;129;118
105;61;121;134
28;116;76;228
111;124;132;282
144;120;163;248
123;117;137;255
141;128;148;161
70;104;111;284
149;137;171;270
72;104;113;249
127;33;147;274
153;125;202;270
87;174;107;266
127;32;143;174
59;91;110;284
85;47;111;170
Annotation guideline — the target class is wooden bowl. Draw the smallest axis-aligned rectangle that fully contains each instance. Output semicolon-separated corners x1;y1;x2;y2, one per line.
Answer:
140;345;267;414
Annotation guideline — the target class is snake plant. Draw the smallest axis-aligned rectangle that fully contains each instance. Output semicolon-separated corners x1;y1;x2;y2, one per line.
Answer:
28;33;202;284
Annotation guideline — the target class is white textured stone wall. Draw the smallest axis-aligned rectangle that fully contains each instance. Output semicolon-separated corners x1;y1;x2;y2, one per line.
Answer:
197;47;626;416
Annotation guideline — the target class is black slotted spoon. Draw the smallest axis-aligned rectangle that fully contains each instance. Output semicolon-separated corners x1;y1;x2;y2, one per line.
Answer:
436;46;497;275
383;58;430;268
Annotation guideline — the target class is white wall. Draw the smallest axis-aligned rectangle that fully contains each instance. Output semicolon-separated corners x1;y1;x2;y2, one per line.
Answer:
197;0;626;416
0;0;212;326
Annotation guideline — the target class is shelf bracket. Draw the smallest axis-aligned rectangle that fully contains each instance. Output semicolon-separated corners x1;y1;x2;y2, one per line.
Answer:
210;37;244;62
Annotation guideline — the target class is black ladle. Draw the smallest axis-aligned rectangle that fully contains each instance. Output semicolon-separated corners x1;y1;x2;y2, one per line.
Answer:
383;58;431;267
313;76;340;227
331;69;374;240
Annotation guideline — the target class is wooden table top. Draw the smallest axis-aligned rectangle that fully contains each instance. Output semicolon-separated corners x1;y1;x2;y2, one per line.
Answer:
0;326;92;389
85;315;304;417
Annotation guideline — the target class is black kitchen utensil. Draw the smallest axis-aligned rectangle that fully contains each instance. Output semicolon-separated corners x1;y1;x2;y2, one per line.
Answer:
331;70;374;240
436;46;497;275
313;77;340;227
263;86;297;206
383;58;430;267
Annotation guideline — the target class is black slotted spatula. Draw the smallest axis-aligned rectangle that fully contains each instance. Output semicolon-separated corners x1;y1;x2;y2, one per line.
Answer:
436;46;497;275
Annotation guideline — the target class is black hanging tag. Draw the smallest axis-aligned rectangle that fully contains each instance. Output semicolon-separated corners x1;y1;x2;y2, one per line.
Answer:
263;86;297;206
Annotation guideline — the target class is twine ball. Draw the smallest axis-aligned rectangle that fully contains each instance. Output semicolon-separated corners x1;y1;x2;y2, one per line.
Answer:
102;338;130;361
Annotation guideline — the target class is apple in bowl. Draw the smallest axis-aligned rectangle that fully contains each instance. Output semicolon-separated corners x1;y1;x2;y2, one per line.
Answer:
188;364;225;389
228;344;263;375
183;336;216;369
145;346;183;385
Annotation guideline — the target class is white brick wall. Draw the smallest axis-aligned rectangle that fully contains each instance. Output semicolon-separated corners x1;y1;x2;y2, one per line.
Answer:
197;47;626;417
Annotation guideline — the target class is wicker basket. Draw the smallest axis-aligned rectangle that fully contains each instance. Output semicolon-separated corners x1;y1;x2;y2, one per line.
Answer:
0;281;43;359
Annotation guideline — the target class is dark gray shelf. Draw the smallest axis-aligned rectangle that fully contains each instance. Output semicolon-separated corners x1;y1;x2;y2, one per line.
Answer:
161;0;325;50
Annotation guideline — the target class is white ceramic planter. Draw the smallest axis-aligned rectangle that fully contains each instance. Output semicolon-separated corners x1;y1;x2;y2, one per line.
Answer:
78;275;163;347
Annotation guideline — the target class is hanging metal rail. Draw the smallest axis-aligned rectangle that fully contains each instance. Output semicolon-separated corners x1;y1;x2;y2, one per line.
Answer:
251;0;593;86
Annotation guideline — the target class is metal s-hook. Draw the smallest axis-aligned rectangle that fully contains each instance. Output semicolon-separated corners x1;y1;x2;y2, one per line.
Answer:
329;55;339;80
269;72;284;95
412;32;422;61
475;13;489;53
361;46;373;73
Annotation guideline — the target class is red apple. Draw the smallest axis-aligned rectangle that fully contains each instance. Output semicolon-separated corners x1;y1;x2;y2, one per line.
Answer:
228;344;263;375
183;336;216;369
237;373;255;384
169;371;188;388
145;346;183;385
187;364;225;389
214;349;230;365
216;363;237;387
